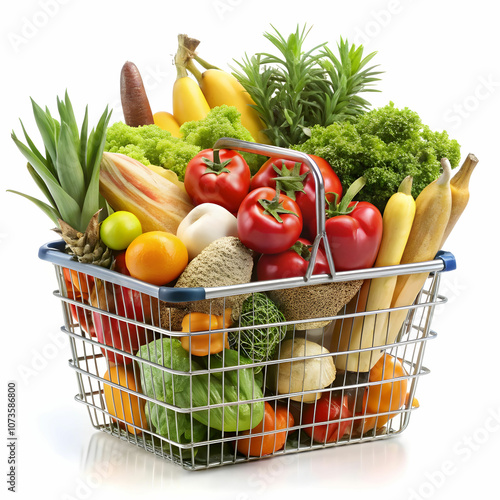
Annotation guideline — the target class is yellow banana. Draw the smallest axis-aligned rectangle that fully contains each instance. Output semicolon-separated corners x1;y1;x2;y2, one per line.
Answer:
172;74;210;125
331;176;416;372
173;35;210;125
153;111;182;137
199;68;270;144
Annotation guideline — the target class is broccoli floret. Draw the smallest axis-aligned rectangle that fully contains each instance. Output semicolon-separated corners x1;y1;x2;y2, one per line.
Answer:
104;122;200;180
295;102;461;211
180;105;266;174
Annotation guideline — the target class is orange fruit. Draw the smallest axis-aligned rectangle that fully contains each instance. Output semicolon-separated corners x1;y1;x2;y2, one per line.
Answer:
103;365;147;435
63;267;93;300
125;231;188;285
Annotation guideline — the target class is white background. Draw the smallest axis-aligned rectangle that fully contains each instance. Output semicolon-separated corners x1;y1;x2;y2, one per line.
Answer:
1;0;499;499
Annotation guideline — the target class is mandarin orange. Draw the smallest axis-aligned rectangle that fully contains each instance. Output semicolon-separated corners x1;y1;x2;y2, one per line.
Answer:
125;231;188;285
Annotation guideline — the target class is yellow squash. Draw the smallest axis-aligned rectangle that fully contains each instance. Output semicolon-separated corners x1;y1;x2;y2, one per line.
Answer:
386;158;453;344
331;176;416;372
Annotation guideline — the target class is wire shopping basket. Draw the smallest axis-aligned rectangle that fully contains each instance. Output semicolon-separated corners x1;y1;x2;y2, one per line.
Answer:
38;139;456;470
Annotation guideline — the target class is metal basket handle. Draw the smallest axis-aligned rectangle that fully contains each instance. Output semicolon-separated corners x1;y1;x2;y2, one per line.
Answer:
213;138;336;279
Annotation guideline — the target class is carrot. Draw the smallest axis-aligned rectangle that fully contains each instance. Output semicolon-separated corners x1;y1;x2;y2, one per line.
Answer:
120;61;155;127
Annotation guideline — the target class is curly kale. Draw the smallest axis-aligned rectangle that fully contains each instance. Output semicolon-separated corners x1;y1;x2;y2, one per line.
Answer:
180;105;266;175
104;122;200;180
294;102;461;211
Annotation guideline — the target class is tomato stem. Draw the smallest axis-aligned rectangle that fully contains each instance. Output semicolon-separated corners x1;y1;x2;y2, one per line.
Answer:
258;190;299;223
201;150;232;175
271;161;308;201
290;240;312;261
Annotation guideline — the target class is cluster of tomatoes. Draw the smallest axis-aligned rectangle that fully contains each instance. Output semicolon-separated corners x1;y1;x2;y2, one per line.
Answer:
184;148;384;278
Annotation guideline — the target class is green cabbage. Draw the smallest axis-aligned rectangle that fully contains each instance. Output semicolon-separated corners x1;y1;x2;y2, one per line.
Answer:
136;339;264;443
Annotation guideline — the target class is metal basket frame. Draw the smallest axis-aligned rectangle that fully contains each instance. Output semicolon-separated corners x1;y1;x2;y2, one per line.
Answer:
38;139;455;470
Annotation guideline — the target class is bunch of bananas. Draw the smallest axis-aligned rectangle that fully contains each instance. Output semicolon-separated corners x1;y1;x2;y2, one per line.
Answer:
155;34;269;144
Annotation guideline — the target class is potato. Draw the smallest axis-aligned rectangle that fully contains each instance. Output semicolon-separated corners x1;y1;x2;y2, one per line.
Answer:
268;338;336;402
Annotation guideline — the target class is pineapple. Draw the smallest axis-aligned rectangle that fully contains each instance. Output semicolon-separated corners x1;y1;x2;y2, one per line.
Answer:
10;92;113;267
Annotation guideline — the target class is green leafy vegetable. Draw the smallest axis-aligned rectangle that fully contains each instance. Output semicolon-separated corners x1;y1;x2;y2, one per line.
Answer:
294;102;461;211
180;104;265;175
104;122;200;180
232;25;381;147
105;105;266;178
137;339;264;438
230;293;286;372
137;337;207;445
188;349;265;431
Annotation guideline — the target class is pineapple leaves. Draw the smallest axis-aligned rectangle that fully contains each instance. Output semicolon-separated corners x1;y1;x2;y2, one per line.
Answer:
6;190;61;227
232;25;383;147
11;130;81;228
79;106;89;180
30;98;59;164
26;162;57;211
80;106;112;230
10;93;112;233
56;122;86;207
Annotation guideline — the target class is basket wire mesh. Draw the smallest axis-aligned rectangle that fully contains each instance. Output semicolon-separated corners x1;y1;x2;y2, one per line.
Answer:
51;260;446;470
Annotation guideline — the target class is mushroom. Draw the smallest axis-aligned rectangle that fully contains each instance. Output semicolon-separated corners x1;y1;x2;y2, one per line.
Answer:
268;338;336;402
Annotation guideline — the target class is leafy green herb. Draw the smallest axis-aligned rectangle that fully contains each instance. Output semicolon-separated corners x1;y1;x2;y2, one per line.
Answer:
232;25;382;147
294;102;461;211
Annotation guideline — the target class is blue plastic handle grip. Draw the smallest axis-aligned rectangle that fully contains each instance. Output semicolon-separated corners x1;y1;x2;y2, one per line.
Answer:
435;250;457;272
38;240;456;302
38;240;207;303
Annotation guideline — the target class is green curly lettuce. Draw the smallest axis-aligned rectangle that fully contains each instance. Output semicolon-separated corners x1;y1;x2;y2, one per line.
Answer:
181;105;266;174
104;122;200;180
294;102;461;211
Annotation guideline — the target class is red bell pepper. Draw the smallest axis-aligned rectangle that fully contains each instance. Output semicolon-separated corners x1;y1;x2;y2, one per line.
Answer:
316;177;383;272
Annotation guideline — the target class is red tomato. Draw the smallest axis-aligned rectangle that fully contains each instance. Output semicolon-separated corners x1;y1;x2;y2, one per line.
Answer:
302;393;353;443
256;238;330;280
184;148;251;214
250;154;342;238
237;187;303;254
324;201;383;271
236;402;294;457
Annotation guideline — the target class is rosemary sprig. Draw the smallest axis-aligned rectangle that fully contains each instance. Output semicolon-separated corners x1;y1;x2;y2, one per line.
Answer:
232;25;382;147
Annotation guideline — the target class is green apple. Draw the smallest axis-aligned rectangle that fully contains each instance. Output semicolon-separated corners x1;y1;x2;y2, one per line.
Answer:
100;211;142;250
